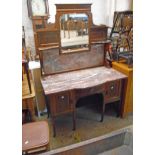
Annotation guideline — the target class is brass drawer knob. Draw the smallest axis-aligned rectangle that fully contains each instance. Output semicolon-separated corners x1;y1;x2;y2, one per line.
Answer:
110;86;114;90
61;96;65;99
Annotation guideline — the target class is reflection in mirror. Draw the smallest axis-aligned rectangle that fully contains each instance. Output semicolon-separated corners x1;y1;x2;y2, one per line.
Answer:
60;13;89;53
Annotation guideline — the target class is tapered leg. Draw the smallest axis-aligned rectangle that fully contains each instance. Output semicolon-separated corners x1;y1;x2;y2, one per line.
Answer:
101;94;105;122
27;110;32;122
117;101;121;117
44;95;50;118
27;98;35;121
70;91;76;130
72;111;76;130
100;103;105;122
52;116;56;137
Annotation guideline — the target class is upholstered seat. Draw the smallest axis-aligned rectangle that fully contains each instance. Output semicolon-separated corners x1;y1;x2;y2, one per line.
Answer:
22;121;49;154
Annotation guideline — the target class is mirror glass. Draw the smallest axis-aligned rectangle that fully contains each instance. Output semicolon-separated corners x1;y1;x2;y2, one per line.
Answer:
60;13;89;53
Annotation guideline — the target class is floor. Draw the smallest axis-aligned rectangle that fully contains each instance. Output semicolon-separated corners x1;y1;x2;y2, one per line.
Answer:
99;145;132;155
35;94;133;151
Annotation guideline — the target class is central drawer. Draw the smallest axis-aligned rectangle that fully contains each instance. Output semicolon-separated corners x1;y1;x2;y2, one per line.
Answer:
75;84;105;98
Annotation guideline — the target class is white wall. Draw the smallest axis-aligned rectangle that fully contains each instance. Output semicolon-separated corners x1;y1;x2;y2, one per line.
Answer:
116;0;132;11
22;0;132;55
48;0;106;25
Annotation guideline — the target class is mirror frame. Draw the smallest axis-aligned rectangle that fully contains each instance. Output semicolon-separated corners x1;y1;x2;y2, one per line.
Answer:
55;4;92;54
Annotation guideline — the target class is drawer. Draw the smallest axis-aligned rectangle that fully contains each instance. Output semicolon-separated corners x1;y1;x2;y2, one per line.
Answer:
54;92;73;114
104;80;121;103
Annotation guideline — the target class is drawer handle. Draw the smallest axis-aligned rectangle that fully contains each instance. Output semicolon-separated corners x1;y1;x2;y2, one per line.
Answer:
110;86;114;90
61;96;65;99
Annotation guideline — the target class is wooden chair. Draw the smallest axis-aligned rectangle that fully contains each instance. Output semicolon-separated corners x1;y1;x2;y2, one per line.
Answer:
108;11;133;67
22;121;49;154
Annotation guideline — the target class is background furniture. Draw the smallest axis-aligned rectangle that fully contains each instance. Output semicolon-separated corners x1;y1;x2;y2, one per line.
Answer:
27;0;50;55
112;61;133;117
22;121;49;154
22;74;36;121
108;11;133;67
22;26;32;94
29;61;47;116
22;60;32;94
22;109;31;124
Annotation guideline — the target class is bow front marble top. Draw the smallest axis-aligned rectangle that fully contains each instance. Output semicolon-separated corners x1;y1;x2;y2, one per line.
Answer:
41;66;127;95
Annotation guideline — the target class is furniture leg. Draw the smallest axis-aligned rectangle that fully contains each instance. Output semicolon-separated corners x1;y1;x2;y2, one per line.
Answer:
100;93;105;122
72;111;76;130
115;80;124;117
24;62;32;94
117;100;121;117
27;109;32;122
22;109;31;123
44;94;50;118
70;91;76;130
120;79;127;118
27;98;35;121
52;116;56;137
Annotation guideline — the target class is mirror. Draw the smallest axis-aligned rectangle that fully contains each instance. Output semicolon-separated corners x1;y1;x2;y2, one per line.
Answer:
60;13;89;53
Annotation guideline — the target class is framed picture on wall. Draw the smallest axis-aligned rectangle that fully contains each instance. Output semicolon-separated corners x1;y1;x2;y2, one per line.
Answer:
27;0;49;17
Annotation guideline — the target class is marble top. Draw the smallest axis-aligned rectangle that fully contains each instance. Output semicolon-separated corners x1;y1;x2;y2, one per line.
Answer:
41;66;127;95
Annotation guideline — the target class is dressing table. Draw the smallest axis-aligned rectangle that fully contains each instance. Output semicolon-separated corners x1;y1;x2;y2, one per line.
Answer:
41;67;126;136
38;4;127;137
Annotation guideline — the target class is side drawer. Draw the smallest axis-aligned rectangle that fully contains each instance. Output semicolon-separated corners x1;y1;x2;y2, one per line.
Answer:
104;80;121;103
50;91;73;115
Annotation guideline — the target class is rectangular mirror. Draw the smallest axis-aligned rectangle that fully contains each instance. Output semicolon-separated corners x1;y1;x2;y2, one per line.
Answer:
60;13;89;54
